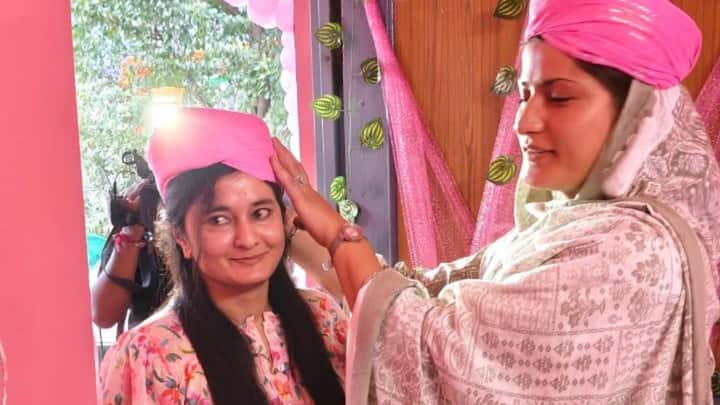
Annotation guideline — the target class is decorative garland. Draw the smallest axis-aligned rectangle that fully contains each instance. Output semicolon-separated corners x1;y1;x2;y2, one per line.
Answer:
311;16;385;224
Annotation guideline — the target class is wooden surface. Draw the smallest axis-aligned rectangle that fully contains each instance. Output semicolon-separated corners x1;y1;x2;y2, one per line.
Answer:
393;0;720;263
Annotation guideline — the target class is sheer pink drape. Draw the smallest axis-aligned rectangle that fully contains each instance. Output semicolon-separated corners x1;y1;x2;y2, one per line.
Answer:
364;0;473;267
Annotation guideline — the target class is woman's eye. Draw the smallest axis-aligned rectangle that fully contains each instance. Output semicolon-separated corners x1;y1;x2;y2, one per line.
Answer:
254;208;272;220
208;215;229;225
549;94;573;103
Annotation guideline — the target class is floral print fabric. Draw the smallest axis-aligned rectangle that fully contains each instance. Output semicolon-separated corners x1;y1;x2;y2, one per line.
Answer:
98;289;347;405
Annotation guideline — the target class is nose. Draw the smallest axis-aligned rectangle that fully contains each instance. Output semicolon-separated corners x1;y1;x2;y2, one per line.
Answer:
233;219;259;249
514;94;544;137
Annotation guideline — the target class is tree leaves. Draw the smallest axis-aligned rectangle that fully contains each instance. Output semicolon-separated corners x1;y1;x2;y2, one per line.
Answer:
72;0;286;234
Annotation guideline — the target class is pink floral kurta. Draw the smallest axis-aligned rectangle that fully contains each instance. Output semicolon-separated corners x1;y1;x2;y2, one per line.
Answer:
98;289;347;405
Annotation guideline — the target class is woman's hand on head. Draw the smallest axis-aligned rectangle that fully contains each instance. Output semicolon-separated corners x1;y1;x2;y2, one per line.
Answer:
270;138;345;248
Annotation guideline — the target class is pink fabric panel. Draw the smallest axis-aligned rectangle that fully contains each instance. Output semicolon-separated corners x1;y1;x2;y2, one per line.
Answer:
0;1;97;403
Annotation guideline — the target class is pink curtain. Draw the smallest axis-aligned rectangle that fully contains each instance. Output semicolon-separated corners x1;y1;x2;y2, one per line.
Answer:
470;93;522;251
697;57;720;162
364;0;473;267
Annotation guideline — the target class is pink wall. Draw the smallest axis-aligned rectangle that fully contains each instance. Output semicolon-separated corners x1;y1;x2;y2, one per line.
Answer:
0;1;97;404
294;0;317;188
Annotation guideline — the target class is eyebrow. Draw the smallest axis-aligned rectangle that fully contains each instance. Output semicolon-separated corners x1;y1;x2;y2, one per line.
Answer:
205;198;276;214
518;78;579;87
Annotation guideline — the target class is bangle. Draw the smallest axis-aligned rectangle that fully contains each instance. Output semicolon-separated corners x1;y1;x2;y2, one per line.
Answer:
102;268;141;293
113;233;144;251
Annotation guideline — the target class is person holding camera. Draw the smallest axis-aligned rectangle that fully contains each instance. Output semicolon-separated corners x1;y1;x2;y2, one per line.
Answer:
91;176;173;332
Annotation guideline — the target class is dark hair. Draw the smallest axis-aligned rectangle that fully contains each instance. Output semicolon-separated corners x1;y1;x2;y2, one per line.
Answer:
574;59;632;111
528;36;633;111
163;163;344;405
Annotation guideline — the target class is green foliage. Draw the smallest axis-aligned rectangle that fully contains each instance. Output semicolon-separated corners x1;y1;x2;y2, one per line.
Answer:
72;0;287;234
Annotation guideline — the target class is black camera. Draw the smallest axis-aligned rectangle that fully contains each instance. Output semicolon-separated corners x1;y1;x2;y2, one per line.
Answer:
109;150;160;231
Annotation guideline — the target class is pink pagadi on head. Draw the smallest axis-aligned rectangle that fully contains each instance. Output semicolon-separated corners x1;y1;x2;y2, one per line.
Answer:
147;107;277;200
524;0;702;89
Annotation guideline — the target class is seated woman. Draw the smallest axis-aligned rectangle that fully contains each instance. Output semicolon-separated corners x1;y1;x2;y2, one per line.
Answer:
270;0;720;403
98;109;346;404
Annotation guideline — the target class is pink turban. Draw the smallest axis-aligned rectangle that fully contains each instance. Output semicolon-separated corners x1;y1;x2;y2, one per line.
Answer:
147;108;277;199
524;0;702;89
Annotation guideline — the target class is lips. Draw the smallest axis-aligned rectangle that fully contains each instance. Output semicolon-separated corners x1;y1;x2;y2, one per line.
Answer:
231;252;267;264
522;144;555;162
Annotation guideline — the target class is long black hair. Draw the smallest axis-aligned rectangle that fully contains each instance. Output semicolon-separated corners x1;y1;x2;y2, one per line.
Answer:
162;163;344;405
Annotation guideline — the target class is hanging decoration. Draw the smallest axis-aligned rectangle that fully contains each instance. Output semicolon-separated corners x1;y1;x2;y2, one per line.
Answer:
491;65;518;96
494;0;529;19
361;58;381;84
359;117;385;150
314;22;344;50
487;155;518;185
329;176;347;202
338;199;360;223
312;94;343;121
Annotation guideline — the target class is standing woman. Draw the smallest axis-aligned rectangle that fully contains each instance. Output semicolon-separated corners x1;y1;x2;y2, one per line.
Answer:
98;109;346;404
270;0;720;403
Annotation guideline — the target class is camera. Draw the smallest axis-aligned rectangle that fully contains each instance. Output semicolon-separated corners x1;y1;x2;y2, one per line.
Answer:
109;150;160;231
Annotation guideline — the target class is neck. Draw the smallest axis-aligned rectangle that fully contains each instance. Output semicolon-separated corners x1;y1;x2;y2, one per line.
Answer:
204;279;271;326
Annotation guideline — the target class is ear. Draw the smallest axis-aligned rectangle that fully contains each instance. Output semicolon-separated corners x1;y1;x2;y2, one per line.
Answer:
172;227;193;259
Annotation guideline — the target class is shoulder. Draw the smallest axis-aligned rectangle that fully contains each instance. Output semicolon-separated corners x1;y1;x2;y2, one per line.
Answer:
297;288;348;341
537;202;684;275
547;202;679;246
106;309;190;368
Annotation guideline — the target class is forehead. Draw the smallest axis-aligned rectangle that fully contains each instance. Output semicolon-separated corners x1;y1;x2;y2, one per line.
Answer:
519;40;586;84
210;171;276;205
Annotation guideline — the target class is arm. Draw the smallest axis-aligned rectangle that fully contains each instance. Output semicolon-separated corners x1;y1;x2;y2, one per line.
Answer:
270;138;380;308
287;228;344;300
91;226;144;328
386;248;485;297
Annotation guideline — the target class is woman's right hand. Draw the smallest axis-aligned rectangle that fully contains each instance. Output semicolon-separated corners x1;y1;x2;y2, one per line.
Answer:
123;178;150;212
269;138;346;249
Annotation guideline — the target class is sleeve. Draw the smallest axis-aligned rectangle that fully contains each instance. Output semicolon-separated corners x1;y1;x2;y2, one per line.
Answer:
348;211;687;404
97;329;184;405
378;248;486;298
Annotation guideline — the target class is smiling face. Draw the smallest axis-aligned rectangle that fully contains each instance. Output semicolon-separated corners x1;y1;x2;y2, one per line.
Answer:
175;171;286;295
514;39;620;197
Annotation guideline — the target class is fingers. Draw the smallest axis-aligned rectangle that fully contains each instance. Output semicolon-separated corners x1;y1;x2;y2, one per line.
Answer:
126;179;149;200
270;154;299;195
271;138;307;179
